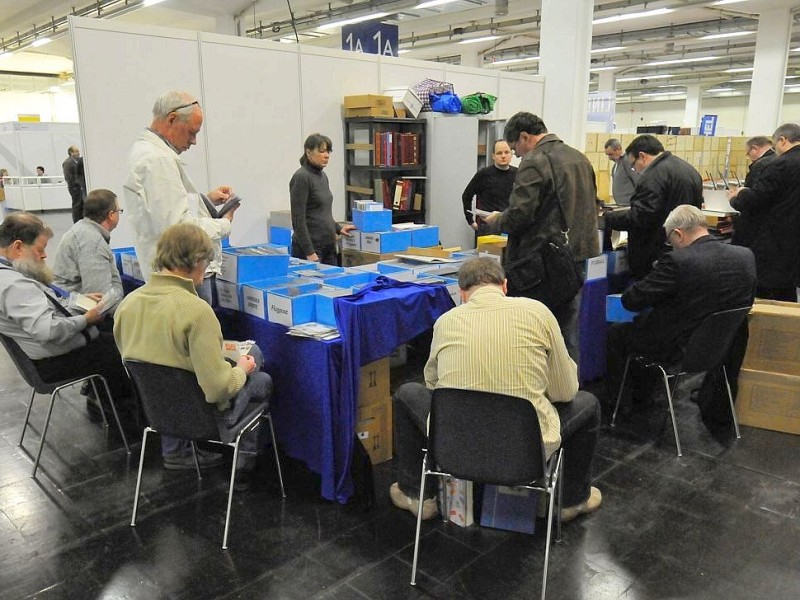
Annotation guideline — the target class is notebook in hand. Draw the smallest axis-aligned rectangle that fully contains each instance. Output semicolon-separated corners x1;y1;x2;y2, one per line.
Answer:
217;195;242;217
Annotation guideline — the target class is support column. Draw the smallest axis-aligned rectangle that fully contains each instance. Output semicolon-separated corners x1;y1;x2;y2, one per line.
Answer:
460;46;480;68
540;0;593;149
745;8;791;136
683;84;702;130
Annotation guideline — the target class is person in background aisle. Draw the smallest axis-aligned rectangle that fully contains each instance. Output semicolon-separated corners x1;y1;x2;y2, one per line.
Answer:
114;224;273;484
603;138;640;206
390;257;601;523
604;134;703;280
730;135;777;249
62;146;87;223
461;140;517;239
482;112;599;365
0;212;134;419
123;90;238;304
290;133;355;265
52;189;124;319
728;123;800;302
124;90;239;466
36;166;45;177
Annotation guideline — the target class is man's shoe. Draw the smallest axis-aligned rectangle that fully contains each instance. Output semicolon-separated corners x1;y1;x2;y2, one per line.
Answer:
389;482;438;520
163;449;225;471
560;486;602;523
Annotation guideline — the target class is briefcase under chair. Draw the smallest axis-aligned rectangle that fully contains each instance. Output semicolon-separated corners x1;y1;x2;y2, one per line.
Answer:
411;388;563;600
611;306;751;457
124;360;286;550
0;333;131;477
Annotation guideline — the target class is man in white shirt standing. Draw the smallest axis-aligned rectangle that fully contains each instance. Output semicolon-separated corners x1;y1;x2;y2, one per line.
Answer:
390;257;602;522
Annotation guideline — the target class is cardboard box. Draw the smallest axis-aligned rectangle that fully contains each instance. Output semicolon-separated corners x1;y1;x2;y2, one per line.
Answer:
220;245;290;283
403;88;423;118
743;302;800;377
345;106;394;118
341;249;397;267
359;358;390;407
344;94;394;109
356;397;393;464
736;369;800;435
361;230;412;254
353;208;392;233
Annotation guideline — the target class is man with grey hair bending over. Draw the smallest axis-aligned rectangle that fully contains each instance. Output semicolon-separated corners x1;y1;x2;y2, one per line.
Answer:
390;257;602;523
606;204;756;409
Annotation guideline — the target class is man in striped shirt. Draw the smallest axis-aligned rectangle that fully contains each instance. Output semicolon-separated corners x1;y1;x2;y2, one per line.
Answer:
390;257;602;522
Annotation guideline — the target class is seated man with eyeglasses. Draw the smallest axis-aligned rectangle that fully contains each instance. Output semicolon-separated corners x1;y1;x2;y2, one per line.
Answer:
52;189;125;317
606;205;756;411
0;212;134;418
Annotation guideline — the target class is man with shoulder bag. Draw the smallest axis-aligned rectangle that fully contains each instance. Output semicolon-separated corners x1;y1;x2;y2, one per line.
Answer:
483;112;599;366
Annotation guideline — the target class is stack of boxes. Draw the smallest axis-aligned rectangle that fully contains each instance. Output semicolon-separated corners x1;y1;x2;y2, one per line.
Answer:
736;301;800;435
356;358;393;464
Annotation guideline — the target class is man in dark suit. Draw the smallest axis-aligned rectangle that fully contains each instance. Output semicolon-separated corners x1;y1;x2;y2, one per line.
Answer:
604;135;703;280
731;136;777;248
728;122;800;301
606;204;756;402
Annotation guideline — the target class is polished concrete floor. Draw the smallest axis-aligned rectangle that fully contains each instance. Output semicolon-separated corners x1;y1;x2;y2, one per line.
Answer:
1;210;799;599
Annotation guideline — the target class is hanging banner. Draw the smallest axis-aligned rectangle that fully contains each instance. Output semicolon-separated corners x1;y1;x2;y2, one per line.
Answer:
342;22;398;57
700;114;718;137
587;91;616;133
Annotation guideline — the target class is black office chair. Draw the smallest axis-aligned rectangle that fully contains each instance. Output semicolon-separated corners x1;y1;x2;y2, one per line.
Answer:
410;388;563;600
124;360;285;550
611;306;751;456
0;333;131;477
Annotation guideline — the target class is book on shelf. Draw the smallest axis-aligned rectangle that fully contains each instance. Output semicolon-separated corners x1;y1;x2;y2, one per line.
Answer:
392;179;415;211
372;131;420;167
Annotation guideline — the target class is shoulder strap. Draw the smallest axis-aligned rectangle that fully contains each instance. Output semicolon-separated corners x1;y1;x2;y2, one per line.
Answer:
542;153;570;236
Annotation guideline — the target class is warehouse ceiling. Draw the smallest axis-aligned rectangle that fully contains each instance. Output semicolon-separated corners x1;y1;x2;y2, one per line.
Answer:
1;0;800;102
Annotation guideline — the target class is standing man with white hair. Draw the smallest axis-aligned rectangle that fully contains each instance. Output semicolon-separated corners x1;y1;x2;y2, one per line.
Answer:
123;90;238;304
123;90;239;470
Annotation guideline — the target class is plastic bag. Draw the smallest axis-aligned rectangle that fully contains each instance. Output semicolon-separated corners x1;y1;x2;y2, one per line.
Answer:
429;90;462;113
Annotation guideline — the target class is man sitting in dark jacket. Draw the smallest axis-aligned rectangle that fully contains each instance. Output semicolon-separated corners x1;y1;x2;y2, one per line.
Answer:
605;135;703;280
607;205;756;405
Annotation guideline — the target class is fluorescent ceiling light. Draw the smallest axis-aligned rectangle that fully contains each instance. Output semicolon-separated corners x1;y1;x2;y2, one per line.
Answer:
707;87;734;92
616;74;673;82
699;31;754;40
414;0;458;8
591;46;626;53
31;37;51;48
641;91;686;97
458;35;499;45
278;38;295;44
657;84;684;88
647;56;720;66
143;0;166;6
593;8;673;26
491;56;539;65
398;49;410;54
711;0;747;5
317;12;389;31
792;47;800;52
590;66;617;72
728;78;752;83
724;67;753;72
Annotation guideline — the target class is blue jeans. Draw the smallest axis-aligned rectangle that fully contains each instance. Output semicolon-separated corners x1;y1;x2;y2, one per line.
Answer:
393;382;600;507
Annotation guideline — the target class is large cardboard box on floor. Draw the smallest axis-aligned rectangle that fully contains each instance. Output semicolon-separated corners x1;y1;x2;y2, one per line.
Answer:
359;358;390;407
743;301;800;377
736;369;800;435
356;397;393;464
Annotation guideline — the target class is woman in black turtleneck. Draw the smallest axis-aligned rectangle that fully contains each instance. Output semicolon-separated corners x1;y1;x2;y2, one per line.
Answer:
289;133;355;265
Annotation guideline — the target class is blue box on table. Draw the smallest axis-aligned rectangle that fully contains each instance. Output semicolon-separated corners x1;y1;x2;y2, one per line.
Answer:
288;262;345;278
112;246;135;274
360;230;412;254
269;225;292;247
220;244;290;283
314;288;355;326
353;209;392;233
606;293;637;323
323;270;372;289
240;275;314;320
410;226;439;248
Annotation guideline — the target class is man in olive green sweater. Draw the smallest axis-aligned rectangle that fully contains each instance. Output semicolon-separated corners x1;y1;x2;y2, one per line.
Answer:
114;223;272;481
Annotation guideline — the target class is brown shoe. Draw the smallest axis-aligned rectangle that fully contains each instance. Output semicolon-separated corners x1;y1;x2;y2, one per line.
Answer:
390;482;438;520
560;486;602;522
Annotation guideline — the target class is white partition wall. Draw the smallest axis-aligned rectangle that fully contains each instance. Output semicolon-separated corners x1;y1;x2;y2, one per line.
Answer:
70;16;544;249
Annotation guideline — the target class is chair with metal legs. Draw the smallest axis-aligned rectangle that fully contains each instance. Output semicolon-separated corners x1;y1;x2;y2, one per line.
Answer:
124;360;286;550
0;333;131;476
410;388;563;600
611;306;751;456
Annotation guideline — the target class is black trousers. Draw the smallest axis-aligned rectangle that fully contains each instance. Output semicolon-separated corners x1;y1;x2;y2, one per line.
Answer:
69;187;85;223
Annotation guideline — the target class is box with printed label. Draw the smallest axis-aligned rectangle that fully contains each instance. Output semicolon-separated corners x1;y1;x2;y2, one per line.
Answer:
341;232;361;251
266;282;343;327
356;397;393;464
220;245;290;284
585;254;608;282
120;251;144;282
353;209;392;233
410;226;439;248
240;276;310;320
269;226;292;247
361;230;412;254
743;301;800;377
215;278;243;311
112;246;135;274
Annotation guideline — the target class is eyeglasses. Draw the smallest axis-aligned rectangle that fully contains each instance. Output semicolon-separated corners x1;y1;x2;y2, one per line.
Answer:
112;208;124;214
169;100;199;113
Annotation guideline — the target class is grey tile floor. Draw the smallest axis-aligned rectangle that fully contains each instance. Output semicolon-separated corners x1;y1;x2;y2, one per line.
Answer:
0;209;798;599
